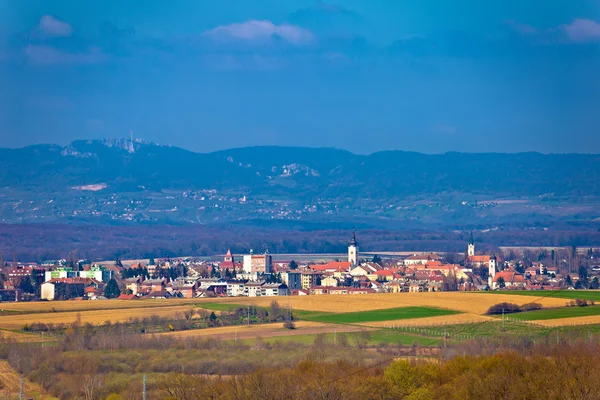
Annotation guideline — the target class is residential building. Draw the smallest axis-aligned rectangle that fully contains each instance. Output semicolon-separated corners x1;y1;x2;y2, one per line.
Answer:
243;251;273;274
281;270;302;289
244;282;264;297
226;280;247;297
262;283;289;296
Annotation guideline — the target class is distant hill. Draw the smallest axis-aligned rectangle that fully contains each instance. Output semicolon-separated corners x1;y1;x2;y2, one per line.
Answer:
0;139;598;227
1;139;598;197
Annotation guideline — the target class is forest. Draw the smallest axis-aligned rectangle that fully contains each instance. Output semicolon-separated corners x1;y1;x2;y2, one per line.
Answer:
1;222;599;262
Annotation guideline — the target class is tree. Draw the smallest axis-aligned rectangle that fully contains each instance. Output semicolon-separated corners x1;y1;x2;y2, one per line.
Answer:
372;255;382;264
114;257;123;268
104;279;121;299
497;277;505;289
565;275;573;287
578;265;589;282
18;276;35;294
590;277;599;290
289;260;298;270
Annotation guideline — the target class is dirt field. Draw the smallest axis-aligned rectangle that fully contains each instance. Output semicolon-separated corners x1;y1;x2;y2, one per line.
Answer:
157;321;371;341
0;305;197;330
241;293;568;314
0;361;53;399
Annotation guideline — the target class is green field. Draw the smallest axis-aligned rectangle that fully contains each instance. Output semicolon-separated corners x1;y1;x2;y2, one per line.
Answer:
512;305;600;321
234;329;440;346
199;303;458;324
302;306;459;324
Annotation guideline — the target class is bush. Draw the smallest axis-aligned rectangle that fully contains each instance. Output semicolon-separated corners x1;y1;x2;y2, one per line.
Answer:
520;303;542;312
487;302;521;315
576;298;590;307
283;320;296;330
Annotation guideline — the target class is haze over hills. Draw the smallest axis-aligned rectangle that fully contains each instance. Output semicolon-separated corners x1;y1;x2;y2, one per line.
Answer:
0;139;599;228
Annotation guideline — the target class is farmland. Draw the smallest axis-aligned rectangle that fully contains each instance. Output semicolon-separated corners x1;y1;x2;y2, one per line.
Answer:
239;292;568;314
2;291;600;345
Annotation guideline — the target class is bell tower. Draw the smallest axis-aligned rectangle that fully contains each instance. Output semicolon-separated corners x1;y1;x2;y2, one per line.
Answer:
488;254;497;288
348;228;358;266
467;232;475;257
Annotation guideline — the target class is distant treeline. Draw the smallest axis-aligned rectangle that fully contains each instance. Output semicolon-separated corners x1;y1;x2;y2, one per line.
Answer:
1;223;600;262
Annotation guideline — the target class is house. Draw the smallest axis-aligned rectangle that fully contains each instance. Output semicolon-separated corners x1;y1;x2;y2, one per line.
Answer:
40;278;86;300
493;271;526;289
350;262;382;277
262;283;289;296
170;280;198;298
321;276;339;287
404;253;441;266
125;277;142;295
206;282;228;296
140;278;166;294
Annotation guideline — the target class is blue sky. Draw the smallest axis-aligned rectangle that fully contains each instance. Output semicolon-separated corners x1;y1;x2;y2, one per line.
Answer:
2;1;600;154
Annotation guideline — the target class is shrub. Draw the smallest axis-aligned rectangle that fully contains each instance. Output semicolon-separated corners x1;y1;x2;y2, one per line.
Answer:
487;302;521;315
283;320;296;330
520;303;542;312
575;298;590;307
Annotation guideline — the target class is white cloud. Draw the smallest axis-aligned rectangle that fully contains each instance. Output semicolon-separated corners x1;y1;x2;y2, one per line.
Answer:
24;45;107;65
39;15;72;37
203;20;314;45
562;19;600;42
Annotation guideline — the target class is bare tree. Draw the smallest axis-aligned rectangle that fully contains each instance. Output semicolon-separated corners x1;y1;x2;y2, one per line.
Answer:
81;374;103;400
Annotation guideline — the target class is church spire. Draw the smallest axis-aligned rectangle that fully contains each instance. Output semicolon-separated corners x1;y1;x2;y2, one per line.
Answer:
469;231;474;245
351;228;357;247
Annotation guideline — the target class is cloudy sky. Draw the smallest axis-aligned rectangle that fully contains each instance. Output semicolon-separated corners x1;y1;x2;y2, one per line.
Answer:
2;0;600;154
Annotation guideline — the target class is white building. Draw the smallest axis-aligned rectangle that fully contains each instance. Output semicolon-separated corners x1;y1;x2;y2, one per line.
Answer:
226;280;246;297
243;251;273;274
488;254;497;288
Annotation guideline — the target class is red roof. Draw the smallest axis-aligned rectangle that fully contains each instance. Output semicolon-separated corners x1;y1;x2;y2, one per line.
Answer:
494;271;525;283
117;294;138;300
309;261;351;271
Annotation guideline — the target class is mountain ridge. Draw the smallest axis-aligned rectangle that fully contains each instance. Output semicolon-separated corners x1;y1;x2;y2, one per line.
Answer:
0;139;599;227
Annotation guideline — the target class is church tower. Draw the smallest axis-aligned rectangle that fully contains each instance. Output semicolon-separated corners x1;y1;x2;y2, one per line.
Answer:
224;249;234;264
348;229;359;266
467;232;475;257
488;254;497;288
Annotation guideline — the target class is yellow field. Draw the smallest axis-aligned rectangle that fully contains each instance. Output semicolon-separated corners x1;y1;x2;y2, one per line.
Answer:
533;316;600;327
0;305;197;330
158;321;370;341
0;298;199;313
241;292;568;314
0;361;54;399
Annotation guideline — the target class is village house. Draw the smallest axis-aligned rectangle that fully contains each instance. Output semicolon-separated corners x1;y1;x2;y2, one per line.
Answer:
125;277;142;295
403;253;442;266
